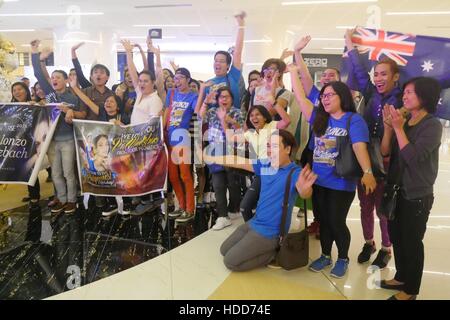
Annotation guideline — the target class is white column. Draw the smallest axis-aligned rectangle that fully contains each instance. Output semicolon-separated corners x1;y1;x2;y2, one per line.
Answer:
52;26;118;86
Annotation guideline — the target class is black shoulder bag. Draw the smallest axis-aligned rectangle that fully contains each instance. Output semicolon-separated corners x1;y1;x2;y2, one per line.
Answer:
335;113;386;179
276;168;309;270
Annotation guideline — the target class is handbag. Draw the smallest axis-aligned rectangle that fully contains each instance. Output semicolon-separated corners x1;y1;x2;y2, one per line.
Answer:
379;184;400;221
379;156;405;221
335;113;386;179
275;168;309;270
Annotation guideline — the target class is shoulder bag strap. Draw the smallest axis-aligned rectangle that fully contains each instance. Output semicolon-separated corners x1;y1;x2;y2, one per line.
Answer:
279;167;297;240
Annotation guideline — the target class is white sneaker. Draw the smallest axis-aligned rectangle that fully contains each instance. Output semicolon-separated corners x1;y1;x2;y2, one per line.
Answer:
212;217;232;230
228;212;241;220
203;192;211;204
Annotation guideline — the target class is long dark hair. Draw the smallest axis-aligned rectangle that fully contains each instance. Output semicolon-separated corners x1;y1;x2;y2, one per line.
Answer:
33;82;45;102
11;82;32;102
313;81;356;137
106;94;124;116
246;105;272;130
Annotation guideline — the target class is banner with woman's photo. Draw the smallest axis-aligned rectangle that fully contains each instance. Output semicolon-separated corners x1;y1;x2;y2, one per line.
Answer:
73;116;167;197
0;103;59;185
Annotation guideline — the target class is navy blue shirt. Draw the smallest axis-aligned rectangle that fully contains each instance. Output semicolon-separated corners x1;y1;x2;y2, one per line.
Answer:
32;53;80;141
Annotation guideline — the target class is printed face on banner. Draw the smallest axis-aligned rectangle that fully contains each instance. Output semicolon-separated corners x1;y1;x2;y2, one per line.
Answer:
0;104;58;185
74;117;167;197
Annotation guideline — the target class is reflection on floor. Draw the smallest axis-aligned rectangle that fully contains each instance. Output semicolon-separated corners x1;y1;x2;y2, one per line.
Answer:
0;192;210;299
2;126;450;300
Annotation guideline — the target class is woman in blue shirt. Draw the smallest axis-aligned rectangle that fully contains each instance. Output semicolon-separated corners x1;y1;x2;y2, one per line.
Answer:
289;64;377;278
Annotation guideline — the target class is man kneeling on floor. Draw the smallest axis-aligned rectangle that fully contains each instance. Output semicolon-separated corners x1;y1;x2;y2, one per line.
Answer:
203;129;317;271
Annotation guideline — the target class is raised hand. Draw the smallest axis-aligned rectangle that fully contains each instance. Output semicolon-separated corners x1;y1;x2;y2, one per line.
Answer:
217;106;227;121
280;48;295;61
382;104;393;130
286;63;299;73
30;39;40;53
40;46;53;61
69;73;78;88
389;105;406;131
296;164;317;191
121;39;134;52
71;42;85;52
146;36;160;54
204;90;217;105
345;28;356;50
345;28;356;41
170;60;179;71
294;36;311;52
234;11;246;26
199;81;214;94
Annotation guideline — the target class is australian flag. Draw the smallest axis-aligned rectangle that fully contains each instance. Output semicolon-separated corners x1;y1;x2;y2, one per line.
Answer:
341;27;450;120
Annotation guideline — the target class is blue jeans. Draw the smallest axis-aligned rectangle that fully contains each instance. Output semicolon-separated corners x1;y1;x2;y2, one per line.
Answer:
47;140;77;203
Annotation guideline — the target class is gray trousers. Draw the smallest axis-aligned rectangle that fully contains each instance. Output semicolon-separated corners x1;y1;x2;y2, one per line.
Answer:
220;223;279;272
47;140;77;203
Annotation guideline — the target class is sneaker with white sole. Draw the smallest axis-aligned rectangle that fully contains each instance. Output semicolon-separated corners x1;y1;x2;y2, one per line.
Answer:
330;258;349;278
212;217;232;230
175;211;194;223
309;255;333;272
228;212;241;220
102;204;118;217
169;209;183;218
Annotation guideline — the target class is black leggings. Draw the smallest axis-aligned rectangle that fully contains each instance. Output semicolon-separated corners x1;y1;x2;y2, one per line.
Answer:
313;185;355;260
27;179;40;201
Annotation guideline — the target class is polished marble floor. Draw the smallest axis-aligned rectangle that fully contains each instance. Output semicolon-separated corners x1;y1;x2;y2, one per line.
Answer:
1;126;450;300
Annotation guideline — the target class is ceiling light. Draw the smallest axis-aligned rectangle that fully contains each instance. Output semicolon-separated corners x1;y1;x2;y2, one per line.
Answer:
282;0;377;5
286;30;296;35
313;37;344;41
322;47;343;50
57;39;102;44
135;4;192;9
0;12;104;17
133;24;200;27
119;36;176;39
386;11;450;16
0;29;35;32
336;26;355;29
188;34;231;38
244;37;273;43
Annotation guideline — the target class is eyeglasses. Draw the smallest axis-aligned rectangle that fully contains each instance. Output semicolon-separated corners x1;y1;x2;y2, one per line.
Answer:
174;75;186;81
320;92;338;100
263;67;278;74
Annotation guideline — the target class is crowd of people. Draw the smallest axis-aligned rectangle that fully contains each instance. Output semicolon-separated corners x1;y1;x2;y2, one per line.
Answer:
7;12;447;300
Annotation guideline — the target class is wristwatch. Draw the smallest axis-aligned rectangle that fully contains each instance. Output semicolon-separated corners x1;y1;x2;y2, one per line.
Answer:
363;168;373;175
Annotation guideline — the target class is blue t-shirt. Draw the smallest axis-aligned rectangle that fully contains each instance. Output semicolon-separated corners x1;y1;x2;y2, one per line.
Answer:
306;86;321;151
165;89;198;146
205;65;242;110
249;161;301;239
309;110;369;192
308;85;321;107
